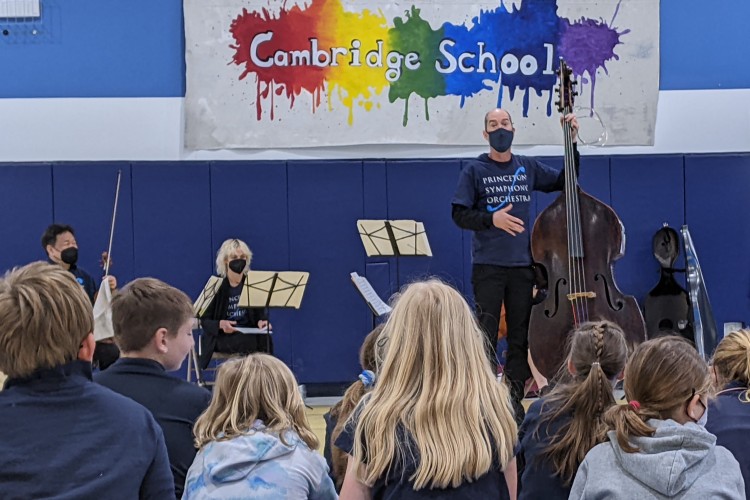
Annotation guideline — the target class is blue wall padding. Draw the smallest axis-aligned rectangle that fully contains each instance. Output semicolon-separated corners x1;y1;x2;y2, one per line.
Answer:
363;160;388;220
0;163;53;269
610;155;686;306
131;161;213;299
1;153;748;383
51;162;135;287
458;160;475;301
685;154;750;331
287;160;369;382
386;159;466;295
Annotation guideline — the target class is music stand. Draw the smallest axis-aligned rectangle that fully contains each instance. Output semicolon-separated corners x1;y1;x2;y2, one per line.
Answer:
350;272;392;329
193;276;223;317
357;219;432;295
357;219;432;257
239;270;310;353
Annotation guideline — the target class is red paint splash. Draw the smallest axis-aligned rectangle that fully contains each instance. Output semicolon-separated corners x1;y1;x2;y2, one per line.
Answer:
229;2;334;120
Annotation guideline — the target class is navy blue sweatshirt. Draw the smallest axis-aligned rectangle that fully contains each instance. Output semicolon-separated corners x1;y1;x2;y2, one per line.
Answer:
0;360;174;499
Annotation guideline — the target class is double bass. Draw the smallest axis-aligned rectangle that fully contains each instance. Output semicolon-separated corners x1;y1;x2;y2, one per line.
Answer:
528;60;646;379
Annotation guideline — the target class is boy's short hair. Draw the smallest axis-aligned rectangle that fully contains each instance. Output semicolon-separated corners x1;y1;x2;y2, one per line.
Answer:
112;278;195;352
0;262;93;378
41;224;75;250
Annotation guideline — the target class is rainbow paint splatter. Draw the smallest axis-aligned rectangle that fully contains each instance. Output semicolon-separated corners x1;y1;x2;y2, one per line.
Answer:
230;0;627;124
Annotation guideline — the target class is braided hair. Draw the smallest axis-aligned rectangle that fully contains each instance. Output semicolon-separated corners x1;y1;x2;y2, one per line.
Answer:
536;320;629;484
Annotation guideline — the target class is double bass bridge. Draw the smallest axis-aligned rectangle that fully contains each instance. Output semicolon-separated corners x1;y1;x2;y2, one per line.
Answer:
567;291;596;301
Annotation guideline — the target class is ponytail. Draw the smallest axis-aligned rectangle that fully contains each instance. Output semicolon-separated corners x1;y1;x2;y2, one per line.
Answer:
603;401;660;453
607;336;711;453
537;321;628;485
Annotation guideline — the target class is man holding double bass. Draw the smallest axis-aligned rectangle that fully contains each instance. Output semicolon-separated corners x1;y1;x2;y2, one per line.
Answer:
451;108;578;419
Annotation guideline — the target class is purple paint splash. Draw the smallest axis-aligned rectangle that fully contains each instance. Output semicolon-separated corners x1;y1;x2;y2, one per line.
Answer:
558;14;629;110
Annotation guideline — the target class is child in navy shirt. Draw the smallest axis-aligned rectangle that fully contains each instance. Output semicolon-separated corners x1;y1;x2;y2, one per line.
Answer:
518;321;628;499
707;328;750;498
337;279;518;499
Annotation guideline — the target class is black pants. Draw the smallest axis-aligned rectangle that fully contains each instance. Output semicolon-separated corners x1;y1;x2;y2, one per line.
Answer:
472;264;534;412
198;333;274;370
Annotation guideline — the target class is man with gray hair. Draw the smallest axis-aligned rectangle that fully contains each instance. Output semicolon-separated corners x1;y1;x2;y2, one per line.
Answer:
0;262;174;499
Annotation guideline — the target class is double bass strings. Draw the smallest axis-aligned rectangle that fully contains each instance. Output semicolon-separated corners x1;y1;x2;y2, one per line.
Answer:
557;62;589;326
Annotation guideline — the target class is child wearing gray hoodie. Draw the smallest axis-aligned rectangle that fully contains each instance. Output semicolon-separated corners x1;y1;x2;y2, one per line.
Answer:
570;336;745;499
183;354;337;500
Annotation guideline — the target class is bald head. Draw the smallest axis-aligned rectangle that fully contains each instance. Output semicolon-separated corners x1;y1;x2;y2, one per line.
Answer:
484;108;513;131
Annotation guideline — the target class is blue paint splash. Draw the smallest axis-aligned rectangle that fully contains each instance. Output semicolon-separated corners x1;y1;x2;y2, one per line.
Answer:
391;0;628;120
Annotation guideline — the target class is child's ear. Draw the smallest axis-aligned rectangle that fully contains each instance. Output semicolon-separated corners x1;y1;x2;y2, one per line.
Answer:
77;333;96;362
567;358;576;375
152;327;169;354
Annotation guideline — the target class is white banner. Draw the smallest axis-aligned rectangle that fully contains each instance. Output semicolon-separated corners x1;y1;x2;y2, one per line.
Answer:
184;0;659;149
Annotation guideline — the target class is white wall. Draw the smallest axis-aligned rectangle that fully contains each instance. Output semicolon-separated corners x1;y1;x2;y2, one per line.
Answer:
1;89;748;162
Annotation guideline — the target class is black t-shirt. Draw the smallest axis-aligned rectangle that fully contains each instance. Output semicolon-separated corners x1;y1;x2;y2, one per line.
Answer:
334;408;510;499
225;282;249;326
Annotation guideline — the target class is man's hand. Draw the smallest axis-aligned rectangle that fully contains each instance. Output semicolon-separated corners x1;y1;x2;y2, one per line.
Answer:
106;275;117;291
561;113;579;142
257;320;272;331
492;204;524;236
219;320;238;334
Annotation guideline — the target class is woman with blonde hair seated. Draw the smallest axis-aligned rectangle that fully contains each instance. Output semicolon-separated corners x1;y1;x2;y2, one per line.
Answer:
707;328;750;498
198;238;271;369
337;279;518;499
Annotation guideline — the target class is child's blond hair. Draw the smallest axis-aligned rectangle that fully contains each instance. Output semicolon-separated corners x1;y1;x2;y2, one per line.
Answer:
0;262;93;378
352;279;517;489
193;354;317;450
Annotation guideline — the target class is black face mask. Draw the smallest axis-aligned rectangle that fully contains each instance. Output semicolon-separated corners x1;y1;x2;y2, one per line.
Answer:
228;259;246;274
488;128;514;153
60;247;78;265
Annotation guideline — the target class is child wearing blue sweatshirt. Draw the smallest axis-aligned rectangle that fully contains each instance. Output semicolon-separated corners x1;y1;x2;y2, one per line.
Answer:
183;354;337;500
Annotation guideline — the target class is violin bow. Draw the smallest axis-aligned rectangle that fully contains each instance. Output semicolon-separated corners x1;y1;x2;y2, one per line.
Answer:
103;170;122;278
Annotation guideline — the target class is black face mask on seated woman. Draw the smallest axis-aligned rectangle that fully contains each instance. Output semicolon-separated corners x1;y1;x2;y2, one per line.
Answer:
228;259;246;274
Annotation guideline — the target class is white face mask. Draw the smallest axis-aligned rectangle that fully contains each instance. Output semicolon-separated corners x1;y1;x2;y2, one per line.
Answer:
696;403;708;427
691;398;708;427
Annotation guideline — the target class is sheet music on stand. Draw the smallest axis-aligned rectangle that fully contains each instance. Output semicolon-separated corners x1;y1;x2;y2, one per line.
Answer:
357;219;432;257
350;272;392;317
194;276;223;316
239;271;309;309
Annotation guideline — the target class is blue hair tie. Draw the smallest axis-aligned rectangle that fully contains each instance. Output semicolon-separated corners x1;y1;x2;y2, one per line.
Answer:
358;370;376;388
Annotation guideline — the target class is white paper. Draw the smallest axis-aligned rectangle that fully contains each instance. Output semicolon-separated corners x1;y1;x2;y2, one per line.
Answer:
235;327;272;335
93;280;114;341
351;272;392;316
